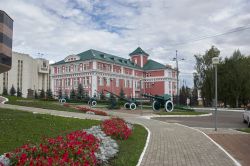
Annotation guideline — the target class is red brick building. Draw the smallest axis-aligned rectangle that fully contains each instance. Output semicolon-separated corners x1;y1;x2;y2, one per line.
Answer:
50;47;177;98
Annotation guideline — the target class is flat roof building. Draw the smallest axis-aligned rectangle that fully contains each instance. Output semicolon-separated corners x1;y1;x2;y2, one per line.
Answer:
0;52;50;97
0;10;13;73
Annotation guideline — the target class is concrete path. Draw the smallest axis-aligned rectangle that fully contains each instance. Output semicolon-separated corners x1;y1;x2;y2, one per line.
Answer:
0;104;238;166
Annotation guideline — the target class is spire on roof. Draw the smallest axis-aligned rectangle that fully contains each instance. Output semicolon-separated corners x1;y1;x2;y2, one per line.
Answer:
129;47;149;57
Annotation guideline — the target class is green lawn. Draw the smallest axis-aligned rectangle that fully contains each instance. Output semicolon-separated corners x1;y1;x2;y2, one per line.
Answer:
109;124;147;166
5;96;83;113
238;128;250;133
0;108;148;166
0;108;100;154
154;109;207;115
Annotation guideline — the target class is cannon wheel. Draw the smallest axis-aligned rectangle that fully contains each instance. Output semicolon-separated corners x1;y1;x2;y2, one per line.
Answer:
124;102;130;109
130;103;137;110
91;100;97;107
87;100;90;105
152;101;161;111
59;98;66;104
165;100;173;112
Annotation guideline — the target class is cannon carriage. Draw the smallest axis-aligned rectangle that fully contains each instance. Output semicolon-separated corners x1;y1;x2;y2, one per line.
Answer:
142;93;174;112
103;89;139;110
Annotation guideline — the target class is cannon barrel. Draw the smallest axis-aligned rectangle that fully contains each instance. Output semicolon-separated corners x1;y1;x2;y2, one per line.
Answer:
103;89;130;102
142;93;171;101
142;93;165;101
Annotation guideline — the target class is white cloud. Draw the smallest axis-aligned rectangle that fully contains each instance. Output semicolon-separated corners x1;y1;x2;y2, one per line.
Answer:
1;0;250;87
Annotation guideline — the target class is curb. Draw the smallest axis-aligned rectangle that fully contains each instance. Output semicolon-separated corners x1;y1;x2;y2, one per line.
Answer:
0;96;8;104
193;107;244;112
142;113;212;119
135;124;151;166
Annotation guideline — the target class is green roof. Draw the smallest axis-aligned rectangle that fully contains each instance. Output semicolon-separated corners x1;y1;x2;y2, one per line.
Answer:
52;48;171;71
129;47;149;57
143;59;166;70
52;49;141;69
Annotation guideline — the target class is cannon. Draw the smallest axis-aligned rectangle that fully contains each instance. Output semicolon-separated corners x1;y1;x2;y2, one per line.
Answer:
87;90;100;107
88;96;97;107
103;89;138;110
142;93;174;112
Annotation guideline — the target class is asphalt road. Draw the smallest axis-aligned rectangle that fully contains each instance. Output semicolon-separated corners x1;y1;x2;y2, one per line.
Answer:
153;109;247;129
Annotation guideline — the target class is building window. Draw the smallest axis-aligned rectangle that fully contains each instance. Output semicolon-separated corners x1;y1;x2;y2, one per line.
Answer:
172;82;176;89
116;79;119;87
124;79;127;88
67;78;71;86
107;78;110;86
86;77;89;85
98;77;100;86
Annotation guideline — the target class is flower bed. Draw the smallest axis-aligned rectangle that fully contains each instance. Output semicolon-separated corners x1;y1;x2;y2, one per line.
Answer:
101;117;132;140
75;106;108;116
0;118;133;166
5;130;99;165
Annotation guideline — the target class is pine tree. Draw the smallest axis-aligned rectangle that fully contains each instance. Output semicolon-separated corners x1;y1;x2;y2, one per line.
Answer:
77;84;84;100
10;85;16;96
100;90;106;100
119;88;125;99
39;89;45;99
34;90;38;99
17;87;22;97
46;89;53;99
2;87;8;95
58;88;63;99
70;88;76;100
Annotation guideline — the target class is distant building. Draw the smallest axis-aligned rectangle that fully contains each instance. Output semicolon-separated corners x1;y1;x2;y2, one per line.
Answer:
0;52;50;97
51;47;177;98
0;10;13;74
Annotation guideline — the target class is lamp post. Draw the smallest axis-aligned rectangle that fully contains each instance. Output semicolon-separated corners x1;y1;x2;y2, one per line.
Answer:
173;50;185;105
212;57;219;131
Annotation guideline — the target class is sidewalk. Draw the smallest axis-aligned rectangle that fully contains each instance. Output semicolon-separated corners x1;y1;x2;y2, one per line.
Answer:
0;104;238;166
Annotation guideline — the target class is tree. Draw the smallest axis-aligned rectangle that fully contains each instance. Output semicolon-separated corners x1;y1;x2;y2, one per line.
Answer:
70;88;76;100
39;89;45;99
194;46;220;106
17;87;22;97
119;88;125;99
34;90;38;99
2;87;8;95
100;90;106;100
77;84;84;100
58;88;63;99
46;89;53;99
10;85;16;96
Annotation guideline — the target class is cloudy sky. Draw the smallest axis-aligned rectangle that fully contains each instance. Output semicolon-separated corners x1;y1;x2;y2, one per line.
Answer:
1;0;250;87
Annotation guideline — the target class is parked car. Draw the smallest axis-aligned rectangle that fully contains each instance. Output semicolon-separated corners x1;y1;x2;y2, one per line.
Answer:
243;106;250;127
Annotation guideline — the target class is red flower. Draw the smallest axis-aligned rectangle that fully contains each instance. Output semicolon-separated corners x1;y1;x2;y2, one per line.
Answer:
101;118;132;140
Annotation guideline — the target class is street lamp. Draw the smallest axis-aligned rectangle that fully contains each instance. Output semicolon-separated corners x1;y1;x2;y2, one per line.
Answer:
212;57;219;131
173;50;185;105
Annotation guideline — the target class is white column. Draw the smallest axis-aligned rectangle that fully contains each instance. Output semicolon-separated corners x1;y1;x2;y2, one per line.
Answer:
132;79;135;97
51;77;55;95
93;61;97;70
91;74;97;97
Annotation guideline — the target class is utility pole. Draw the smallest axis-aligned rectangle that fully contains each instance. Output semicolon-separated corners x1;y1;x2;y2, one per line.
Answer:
173;50;184;105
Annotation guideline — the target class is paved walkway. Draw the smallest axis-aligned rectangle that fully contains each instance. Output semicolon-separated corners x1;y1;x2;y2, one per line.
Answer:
0;104;238;166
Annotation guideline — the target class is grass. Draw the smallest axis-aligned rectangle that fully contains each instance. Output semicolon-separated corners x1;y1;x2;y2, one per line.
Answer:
0;108;100;154
0;108;148;166
5;96;82;113
238;128;250;133
109;124;147;166
154;109;208;115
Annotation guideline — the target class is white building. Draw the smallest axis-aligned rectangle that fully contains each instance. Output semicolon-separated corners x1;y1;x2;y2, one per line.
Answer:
0;52;50;97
